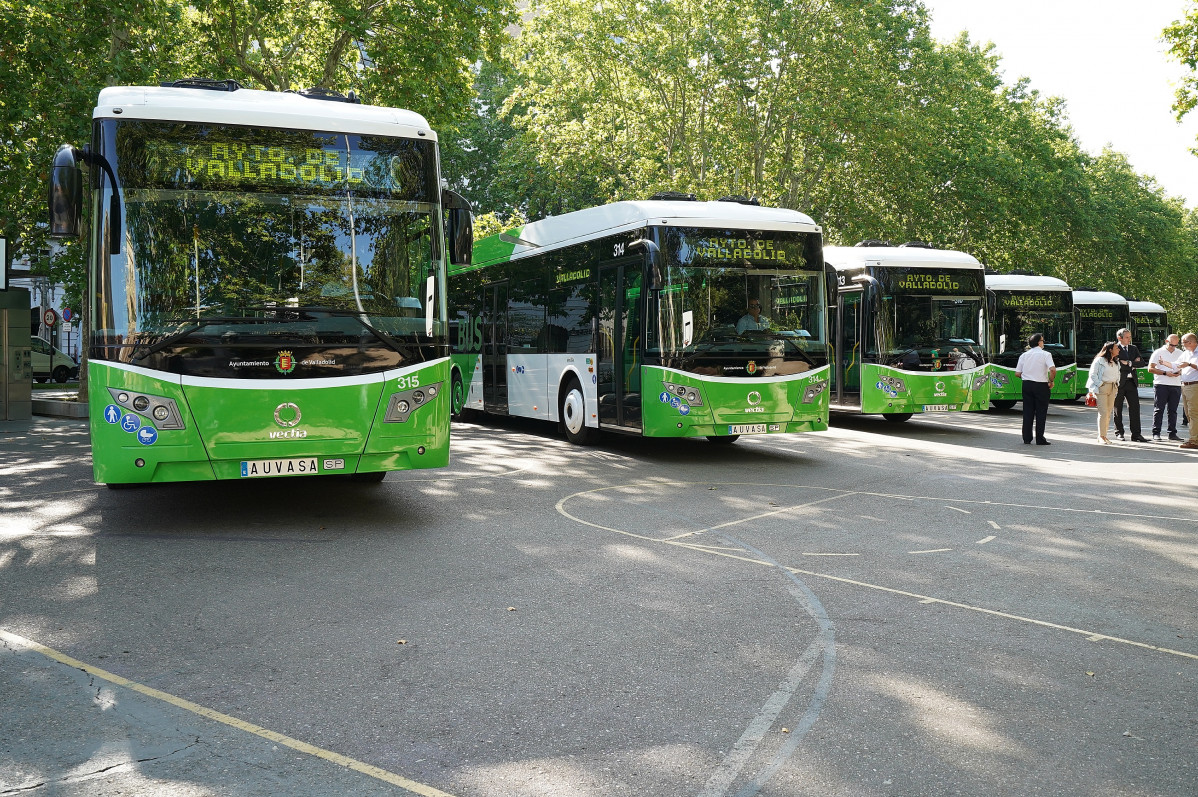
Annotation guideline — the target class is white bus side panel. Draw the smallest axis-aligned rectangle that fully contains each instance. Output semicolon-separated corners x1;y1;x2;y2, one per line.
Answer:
546;354;599;429
506;352;551;420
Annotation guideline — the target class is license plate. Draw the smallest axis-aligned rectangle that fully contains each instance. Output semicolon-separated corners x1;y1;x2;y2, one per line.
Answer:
240;457;324;478
728;424;769;435
922;404;958;412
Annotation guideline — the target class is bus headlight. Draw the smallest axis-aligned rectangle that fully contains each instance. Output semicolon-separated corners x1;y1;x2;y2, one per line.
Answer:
384;381;443;423
107;388;185;430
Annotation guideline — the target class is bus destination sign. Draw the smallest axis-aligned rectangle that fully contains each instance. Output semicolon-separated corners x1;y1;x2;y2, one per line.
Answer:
879;268;982;296
694;237;790;263
998;292;1067;310
1078;306;1116;319
148;141;370;189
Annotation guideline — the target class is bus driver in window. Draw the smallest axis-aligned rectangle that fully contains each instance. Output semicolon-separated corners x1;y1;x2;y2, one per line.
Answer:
737;299;771;334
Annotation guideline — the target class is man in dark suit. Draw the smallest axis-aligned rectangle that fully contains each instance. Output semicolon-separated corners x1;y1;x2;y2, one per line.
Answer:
1113;327;1148;442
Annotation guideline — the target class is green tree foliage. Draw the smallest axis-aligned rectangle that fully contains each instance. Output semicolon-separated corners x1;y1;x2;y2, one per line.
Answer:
451;0;1197;333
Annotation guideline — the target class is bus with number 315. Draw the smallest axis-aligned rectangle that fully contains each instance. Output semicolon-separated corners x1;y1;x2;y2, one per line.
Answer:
49;80;472;486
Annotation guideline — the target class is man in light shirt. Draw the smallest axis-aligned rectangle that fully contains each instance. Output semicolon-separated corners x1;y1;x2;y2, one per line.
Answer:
1015;332;1056;445
1176;333;1198;450
1148;333;1185;441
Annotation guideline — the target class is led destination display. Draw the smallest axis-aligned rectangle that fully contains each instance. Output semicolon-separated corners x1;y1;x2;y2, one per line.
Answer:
998;292;1068;309
127;123;437;199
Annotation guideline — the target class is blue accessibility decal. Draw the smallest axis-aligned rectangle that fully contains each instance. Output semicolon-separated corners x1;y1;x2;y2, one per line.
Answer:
120;413;142;433
103;404;123;424
136;426;158;445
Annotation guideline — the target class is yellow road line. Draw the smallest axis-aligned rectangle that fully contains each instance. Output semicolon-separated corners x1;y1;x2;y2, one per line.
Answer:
0;629;458;797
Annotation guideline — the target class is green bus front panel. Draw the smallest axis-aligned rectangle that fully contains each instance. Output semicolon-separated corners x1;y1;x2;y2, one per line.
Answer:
88;360;449;484
640;364;831;438
858;363;990;414
989;363;1078;402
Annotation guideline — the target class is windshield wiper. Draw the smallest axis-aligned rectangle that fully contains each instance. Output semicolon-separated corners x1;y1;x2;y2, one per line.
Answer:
129;313;318;361
244;305;414;355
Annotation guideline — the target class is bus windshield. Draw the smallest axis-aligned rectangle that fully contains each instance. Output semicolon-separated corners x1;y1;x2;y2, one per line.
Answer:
650;227;826;376
92;120;443;376
871;267;985;371
991;294;1075;367
1076;305;1125;362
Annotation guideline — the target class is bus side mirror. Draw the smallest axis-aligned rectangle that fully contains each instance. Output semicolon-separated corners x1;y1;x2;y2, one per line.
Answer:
442;189;473;266
49;144;82;238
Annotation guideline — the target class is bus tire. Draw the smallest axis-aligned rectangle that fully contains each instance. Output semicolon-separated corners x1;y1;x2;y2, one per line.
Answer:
882;413;912;423
706;435;740;444
52;365;71;383
559;378;592;445
990;399;1017;411
450;369;467;420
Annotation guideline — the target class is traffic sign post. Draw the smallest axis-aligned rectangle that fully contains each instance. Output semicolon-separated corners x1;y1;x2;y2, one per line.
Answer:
43;308;58;328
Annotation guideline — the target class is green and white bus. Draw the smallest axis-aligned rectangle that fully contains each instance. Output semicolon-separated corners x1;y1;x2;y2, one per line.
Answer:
825;242;991;422
1072;289;1130;398
49;80;472;485
984;273;1076;409
1129;300;1169;387
449;198;831;444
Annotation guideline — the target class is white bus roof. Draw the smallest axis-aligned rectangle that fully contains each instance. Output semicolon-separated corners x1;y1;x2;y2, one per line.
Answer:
1071;289;1127;305
95;85;433;139
494;201;820;261
823;245;983;270
1128;300;1166;314
984;274;1071;292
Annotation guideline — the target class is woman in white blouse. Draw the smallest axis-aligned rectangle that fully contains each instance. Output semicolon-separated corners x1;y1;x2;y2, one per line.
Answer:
1086;341;1123;444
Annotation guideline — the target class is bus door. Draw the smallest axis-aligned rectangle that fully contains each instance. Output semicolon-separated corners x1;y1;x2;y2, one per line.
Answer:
597;259;643;429
835;286;863;407
483;281;508;413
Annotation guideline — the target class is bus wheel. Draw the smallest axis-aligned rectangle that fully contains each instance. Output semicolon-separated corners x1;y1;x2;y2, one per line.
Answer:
882;413;913;423
990;399;1017;411
560;378;592;445
706;435;740;444
52;365;70;383
450;370;467;420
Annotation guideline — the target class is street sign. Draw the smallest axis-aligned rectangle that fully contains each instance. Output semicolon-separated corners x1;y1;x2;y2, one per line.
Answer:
62;307;73;322
43;308;58;327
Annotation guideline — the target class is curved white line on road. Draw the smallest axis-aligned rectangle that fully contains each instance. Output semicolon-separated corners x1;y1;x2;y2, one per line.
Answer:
556;483;848;797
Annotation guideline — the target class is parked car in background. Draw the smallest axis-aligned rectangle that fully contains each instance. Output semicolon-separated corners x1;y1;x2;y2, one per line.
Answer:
31;337;79;383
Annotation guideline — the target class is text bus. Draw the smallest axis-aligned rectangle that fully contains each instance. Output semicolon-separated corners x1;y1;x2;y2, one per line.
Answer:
50;81;472;485
449;198;831;444
825;242;991;422
984;273;1076;408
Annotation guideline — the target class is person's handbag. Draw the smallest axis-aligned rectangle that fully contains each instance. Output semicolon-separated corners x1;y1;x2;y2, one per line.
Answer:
1085;393;1097;408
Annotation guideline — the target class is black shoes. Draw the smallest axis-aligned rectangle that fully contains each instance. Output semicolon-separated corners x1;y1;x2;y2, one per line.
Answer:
1130;435;1149;443
1035;439;1051;445
1169;433;1183;441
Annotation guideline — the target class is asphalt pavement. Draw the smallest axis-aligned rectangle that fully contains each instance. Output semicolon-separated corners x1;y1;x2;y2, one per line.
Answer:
1;396;1195;796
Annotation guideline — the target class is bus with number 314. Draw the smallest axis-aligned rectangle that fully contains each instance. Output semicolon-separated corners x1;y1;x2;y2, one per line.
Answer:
49;80;473;486
448;196;832;444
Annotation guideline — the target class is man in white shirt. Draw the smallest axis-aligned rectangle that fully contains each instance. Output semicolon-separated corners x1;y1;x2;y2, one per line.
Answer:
1148;333;1185;441
1015;332;1056;445
1176;332;1198;449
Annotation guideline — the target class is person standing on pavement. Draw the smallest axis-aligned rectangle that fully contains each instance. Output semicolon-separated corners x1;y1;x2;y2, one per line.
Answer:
1176;332;1198;450
1112;327;1147;442
1086;341;1122;444
1148;333;1185;441
1015;332;1056;445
